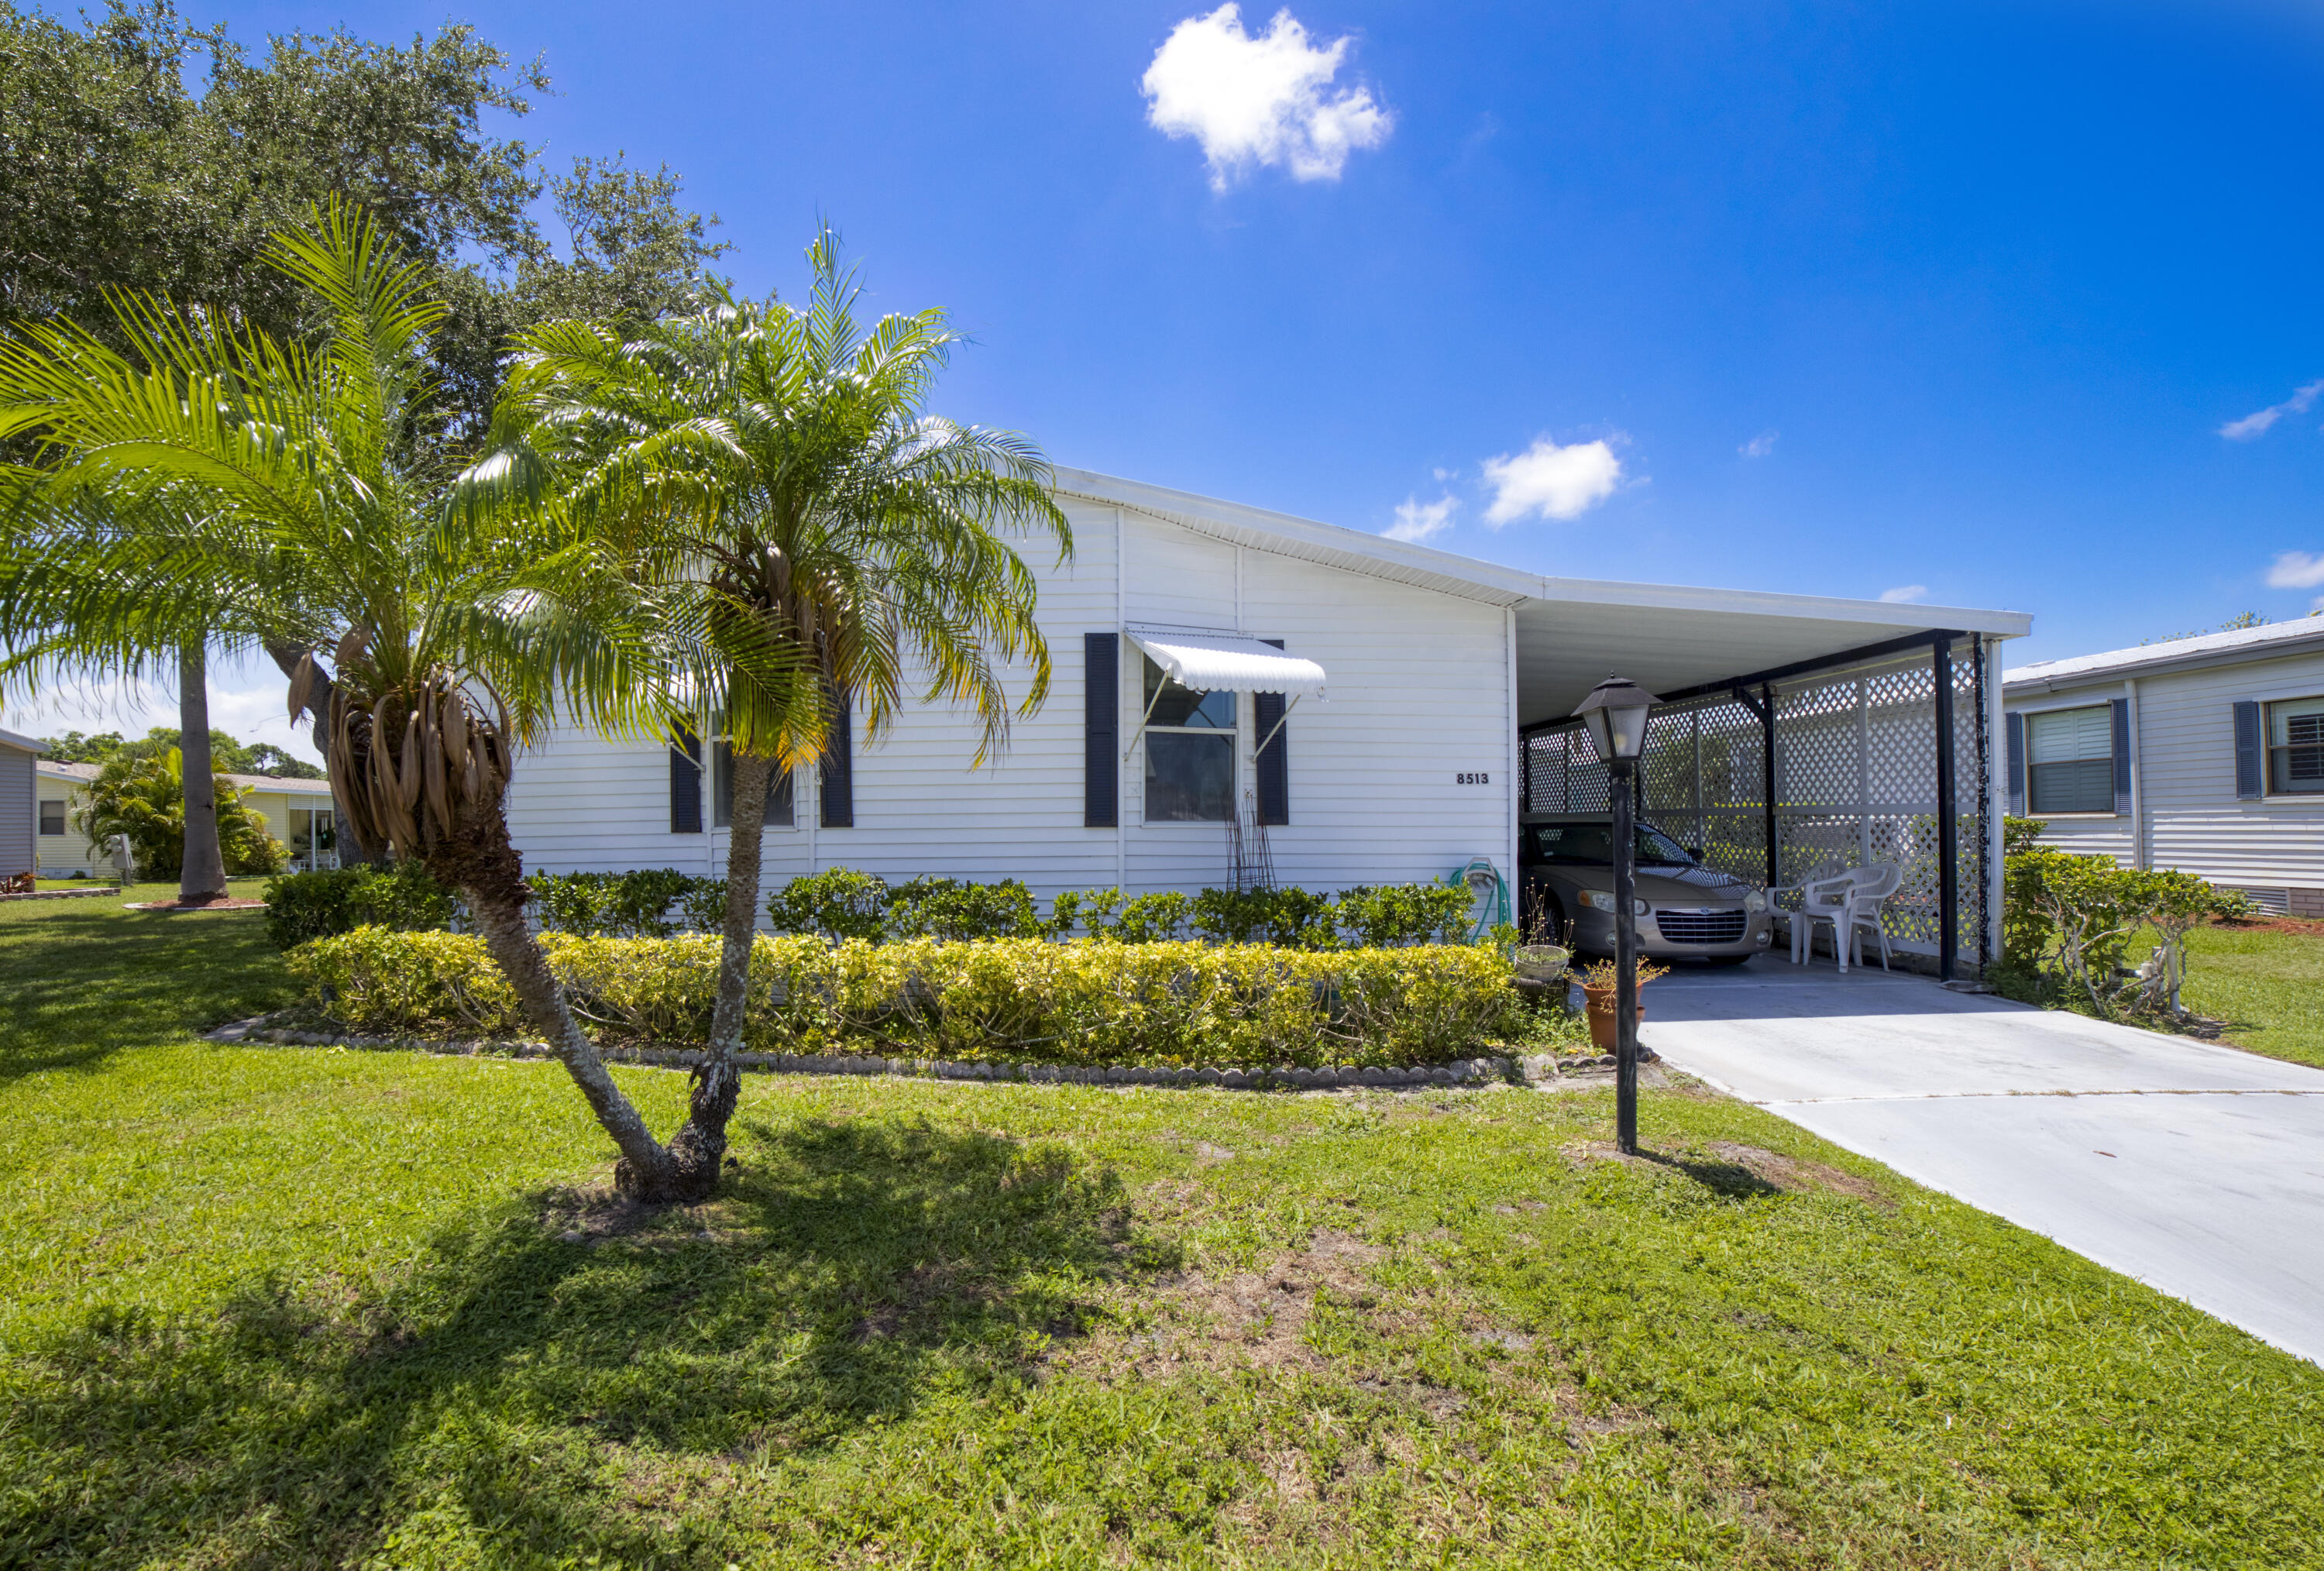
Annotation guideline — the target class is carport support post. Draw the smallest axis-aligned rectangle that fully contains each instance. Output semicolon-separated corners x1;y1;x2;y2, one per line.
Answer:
1611;756;1642;1155
1934;634;1958;982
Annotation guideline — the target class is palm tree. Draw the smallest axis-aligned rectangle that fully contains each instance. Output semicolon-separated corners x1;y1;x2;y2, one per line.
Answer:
494;231;1071;1180
0;206;714;1200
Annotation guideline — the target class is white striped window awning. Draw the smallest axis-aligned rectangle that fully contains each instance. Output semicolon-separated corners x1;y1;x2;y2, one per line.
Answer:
1124;626;1328;698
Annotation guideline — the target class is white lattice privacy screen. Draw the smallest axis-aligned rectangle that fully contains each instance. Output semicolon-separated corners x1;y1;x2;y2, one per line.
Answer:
1522;640;1992;968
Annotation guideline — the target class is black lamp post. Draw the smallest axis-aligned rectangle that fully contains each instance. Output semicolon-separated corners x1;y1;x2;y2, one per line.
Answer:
1573;675;1659;1156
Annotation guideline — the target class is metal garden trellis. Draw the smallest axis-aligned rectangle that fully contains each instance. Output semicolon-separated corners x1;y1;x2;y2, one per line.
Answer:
1520;631;1993;981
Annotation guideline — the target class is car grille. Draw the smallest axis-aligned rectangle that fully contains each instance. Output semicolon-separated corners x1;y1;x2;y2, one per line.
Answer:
1652;908;1748;944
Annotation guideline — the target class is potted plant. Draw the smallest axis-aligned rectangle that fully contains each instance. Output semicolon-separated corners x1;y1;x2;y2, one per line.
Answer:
1576;957;1669;1050
1503;907;1571;984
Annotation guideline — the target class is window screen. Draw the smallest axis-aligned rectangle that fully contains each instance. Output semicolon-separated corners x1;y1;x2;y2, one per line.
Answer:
2027;705;2115;813
38;799;64;836
2268;696;2324;795
1142;655;1234;822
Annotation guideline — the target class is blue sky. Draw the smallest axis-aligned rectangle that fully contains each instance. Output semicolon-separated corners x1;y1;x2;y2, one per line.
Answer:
24;0;2324;753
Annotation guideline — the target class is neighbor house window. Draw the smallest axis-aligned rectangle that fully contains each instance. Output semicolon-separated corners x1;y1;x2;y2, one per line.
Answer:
2268;696;2324;795
2027;705;2115;814
38;799;64;836
1142;655;1234;822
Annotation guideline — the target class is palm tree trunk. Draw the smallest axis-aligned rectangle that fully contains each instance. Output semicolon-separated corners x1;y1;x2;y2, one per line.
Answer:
264;640;383;869
428;792;686;1201
665;748;774;1195
177;641;229;903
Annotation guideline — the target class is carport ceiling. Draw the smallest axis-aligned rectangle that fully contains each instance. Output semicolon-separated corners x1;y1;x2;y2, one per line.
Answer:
1514;587;2031;727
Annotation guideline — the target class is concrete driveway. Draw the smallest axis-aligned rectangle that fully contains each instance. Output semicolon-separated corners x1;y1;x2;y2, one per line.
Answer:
1638;957;2324;1366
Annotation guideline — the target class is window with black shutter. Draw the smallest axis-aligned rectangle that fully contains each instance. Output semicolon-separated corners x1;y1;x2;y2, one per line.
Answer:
820;686;853;828
1255;637;1288;825
2005;710;2026;816
669;724;703;834
1085;632;1117;827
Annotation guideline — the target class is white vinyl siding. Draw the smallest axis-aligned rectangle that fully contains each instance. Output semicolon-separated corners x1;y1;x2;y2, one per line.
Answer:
0;744;32;877
504;499;1517;909
2027;704;2113;814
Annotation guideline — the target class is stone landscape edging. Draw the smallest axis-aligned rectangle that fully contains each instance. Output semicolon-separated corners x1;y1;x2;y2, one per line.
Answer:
204;1013;1633;1088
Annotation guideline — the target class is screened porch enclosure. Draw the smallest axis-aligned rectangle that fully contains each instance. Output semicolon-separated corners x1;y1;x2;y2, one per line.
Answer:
1519;633;1996;975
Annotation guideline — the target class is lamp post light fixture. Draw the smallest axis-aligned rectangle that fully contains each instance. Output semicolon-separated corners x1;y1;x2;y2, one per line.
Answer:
1573;675;1659;1156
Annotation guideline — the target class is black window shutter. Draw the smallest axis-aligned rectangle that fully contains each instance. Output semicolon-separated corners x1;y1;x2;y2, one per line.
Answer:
821;685;854;828
2234;700;2264;799
2110;698;2133;815
1084;632;1118;828
670;724;703;834
2005;710;2025;816
1255;638;1288;826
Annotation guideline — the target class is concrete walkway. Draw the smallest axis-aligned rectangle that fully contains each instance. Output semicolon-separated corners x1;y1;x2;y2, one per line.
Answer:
1638;957;2324;1366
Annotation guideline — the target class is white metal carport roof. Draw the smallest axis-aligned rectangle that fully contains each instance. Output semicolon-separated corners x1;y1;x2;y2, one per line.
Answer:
1053;467;2032;726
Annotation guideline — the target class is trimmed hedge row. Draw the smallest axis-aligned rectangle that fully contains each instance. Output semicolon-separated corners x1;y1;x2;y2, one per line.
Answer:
286;930;1527;1068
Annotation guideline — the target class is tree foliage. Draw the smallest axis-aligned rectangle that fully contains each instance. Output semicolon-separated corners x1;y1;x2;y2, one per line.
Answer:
39;726;324;776
0;1;726;438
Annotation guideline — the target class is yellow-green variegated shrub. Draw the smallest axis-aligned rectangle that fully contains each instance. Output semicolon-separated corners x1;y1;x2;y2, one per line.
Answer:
287;930;1521;1067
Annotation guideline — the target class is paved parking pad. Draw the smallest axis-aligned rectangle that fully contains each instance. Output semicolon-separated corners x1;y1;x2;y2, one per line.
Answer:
1639;959;2324;1366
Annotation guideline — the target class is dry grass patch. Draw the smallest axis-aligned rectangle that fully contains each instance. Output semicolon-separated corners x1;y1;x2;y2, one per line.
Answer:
1053;1227;1388;1380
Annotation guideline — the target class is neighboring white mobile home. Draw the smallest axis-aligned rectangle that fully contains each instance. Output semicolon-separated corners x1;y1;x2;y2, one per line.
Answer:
507;468;2032;968
2003;617;2324;915
34;760;340;877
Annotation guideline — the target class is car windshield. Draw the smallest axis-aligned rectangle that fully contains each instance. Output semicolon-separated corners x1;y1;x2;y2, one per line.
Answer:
1529;823;1695;867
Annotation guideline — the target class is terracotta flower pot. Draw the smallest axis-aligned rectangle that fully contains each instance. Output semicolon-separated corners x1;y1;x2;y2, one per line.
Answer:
1581;984;1646;1050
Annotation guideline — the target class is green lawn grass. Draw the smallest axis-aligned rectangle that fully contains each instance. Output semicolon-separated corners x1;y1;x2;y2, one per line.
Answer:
2183;920;2324;1070
4;896;2321;1567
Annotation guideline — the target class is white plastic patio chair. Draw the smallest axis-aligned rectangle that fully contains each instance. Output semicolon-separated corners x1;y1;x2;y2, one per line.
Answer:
1795;861;1903;973
1764;864;1834;961
1778;866;1860;966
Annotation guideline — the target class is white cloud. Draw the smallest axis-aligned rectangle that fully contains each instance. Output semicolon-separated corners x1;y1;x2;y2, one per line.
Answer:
1479;437;1623;526
2266;549;2324;590
1878;584;1929;604
1142;5;1393;191
1739;430;1779;459
2219;380;2324;441
1431;466;1455;482
1384;494;1456;544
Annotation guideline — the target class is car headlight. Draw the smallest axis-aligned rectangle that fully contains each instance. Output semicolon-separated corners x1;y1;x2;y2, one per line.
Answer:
1745;891;1769;913
1579;890;1648;916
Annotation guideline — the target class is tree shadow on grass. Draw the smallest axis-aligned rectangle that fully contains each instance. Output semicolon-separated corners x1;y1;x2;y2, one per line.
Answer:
0;899;293;1083
0;1116;1151;1566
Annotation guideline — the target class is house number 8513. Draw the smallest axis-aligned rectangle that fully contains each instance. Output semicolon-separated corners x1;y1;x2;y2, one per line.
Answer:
1455;772;1490;785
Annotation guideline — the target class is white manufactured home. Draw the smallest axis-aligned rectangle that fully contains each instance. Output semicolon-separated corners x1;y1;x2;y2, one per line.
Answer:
507;469;2032;975
2004;617;2324;916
